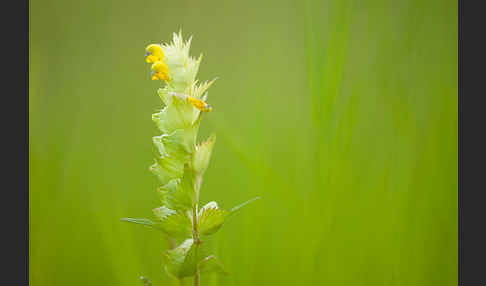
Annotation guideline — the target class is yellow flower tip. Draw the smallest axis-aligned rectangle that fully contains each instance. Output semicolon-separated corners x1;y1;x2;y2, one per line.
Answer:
149;61;170;82
151;61;169;73
146;55;158;64
188;96;212;112
159;72;170;82
145;44;164;60
150;70;170;82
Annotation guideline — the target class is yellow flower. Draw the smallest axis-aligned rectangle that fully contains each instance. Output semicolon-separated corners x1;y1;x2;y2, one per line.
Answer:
145;44;165;63
187;96;212;112
151;61;170;81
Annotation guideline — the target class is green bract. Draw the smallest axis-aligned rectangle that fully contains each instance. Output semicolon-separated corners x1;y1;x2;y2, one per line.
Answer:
121;31;259;284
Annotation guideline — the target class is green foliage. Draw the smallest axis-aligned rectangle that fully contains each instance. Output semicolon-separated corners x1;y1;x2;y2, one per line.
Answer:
152;97;197;136
152;205;176;220
192;134;216;175
153;207;192;238
198;255;228;276
229;197;261;214
198;206;229;236
164;239;202;278
140;276;152;286
156;166;196;212
196;198;261;236
120;218;160;229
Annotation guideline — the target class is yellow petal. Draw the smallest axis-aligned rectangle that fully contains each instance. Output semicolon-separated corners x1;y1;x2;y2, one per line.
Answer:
188;96;212;112
146;55;159;63
160;72;170;82
145;44;164;59
151;61;169;73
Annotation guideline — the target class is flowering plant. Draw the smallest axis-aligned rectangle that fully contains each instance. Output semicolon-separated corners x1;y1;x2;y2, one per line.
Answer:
122;31;259;286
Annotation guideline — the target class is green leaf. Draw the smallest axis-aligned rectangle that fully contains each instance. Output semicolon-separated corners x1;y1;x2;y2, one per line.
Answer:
153;206;192;238
172;165;196;210
152;206;176;220
157;87;172;106
149;156;182;186
156;165;196;212
157;180;178;206
139;276;152;286
198;255;228;276
190;78;217;99
178;241;200;277
153;130;191;159
164;238;202;278
120;218;164;232
161;212;193;238
152;96;195;135
198;202;229;236
150;129;193;186
192;134;216;174
229;196;261;215
163;33;202;91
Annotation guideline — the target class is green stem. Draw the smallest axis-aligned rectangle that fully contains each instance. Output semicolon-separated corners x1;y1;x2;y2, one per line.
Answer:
192;174;202;286
194;269;200;286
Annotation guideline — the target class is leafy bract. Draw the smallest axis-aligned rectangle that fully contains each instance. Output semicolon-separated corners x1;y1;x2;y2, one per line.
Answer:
152;96;196;135
157;165;196;211
153;206;192;238
197;197;261;236
198;201;229;236
164;238;202;278
150;129;193;186
162;32;202;91
198;255;228;276
192;134;216;174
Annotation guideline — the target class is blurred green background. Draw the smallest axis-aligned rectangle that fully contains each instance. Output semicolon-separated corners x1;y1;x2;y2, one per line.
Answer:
29;0;457;285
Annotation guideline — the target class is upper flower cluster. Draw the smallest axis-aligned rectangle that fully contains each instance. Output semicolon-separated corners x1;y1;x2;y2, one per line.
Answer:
145;44;170;81
145;32;213;112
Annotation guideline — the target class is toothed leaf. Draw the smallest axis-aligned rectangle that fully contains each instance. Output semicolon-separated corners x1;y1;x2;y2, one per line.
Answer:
192;134;216;174
152;206;176;220
164;239;203;278
157;165;196;211
157;87;172;106
153;206;192;238
198;206;229;236
198;255;228;276
150;129;196;186
152;97;196;138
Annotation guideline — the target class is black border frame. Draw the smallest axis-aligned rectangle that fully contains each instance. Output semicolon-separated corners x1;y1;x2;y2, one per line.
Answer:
459;0;486;285
2;0;28;284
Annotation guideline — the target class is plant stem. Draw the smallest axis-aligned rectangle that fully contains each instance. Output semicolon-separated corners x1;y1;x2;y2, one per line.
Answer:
192;174;202;286
194;269;200;286
192;203;200;243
